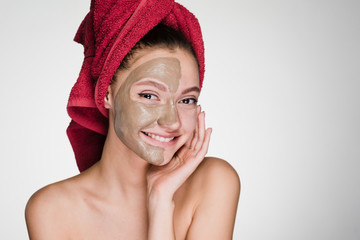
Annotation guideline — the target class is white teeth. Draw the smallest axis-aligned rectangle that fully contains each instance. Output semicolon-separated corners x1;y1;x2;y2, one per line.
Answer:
144;132;174;143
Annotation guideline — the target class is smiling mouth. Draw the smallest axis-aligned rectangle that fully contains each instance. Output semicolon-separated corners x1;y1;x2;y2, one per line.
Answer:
142;131;177;143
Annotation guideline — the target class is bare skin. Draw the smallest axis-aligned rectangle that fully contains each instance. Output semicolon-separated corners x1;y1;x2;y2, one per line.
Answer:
25;48;240;240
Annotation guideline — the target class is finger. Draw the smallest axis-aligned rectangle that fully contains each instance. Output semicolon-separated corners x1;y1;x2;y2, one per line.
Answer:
197;104;201;116
190;105;201;149
194;111;205;151
195;128;212;161
169;128;212;187
180;128;212;175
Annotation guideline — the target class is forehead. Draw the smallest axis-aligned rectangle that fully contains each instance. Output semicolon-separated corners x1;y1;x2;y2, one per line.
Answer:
114;48;199;92
128;57;181;92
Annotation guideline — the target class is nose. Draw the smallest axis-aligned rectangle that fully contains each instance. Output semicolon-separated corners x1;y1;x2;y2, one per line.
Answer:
157;102;181;130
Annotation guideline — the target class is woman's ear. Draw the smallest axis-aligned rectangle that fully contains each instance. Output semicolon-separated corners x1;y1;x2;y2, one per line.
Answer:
104;85;113;109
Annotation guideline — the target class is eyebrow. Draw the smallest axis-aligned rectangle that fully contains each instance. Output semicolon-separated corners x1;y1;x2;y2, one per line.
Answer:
135;80;167;91
182;86;200;95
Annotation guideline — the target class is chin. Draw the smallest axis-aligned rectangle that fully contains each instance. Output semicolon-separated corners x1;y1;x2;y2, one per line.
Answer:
150;154;173;166
146;150;177;166
137;133;190;166
163;149;182;165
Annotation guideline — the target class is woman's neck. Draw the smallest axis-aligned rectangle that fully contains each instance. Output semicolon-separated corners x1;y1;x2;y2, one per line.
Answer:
92;130;150;201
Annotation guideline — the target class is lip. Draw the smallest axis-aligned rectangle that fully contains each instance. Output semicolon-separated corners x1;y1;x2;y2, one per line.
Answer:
140;131;179;147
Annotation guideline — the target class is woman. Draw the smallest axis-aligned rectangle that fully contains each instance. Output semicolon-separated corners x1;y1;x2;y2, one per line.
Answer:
25;0;240;239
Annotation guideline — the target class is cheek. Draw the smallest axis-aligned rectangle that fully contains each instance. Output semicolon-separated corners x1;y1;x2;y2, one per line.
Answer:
132;103;159;127
179;108;198;133
116;100;158;130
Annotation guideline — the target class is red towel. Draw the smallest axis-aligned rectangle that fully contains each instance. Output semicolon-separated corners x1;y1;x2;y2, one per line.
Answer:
67;0;205;172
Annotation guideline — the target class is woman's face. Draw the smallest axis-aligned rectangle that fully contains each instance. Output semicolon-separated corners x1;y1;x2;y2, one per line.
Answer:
109;48;200;166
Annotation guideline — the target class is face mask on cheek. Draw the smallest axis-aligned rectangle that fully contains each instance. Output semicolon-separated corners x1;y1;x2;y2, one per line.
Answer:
113;57;181;165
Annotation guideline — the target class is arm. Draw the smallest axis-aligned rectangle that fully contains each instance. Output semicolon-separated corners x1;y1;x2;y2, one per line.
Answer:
147;110;212;240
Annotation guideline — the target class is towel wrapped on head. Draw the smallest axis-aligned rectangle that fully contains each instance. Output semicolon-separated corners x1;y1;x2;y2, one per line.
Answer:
67;0;205;172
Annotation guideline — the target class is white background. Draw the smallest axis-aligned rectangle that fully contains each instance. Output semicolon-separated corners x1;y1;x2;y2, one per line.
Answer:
0;0;359;239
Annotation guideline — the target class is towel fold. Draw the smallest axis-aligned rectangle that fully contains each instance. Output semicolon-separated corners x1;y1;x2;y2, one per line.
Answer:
67;0;205;172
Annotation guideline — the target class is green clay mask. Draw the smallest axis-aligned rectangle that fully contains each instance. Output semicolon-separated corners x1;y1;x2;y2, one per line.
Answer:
113;57;181;165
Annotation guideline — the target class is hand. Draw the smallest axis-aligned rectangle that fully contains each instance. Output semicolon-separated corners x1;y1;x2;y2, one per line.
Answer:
147;108;212;202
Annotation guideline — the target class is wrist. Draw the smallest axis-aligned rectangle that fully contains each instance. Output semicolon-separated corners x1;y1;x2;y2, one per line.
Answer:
147;194;175;240
148;193;174;212
148;186;174;203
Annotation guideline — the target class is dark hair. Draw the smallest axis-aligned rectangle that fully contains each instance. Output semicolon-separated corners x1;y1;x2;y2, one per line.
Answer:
114;23;197;74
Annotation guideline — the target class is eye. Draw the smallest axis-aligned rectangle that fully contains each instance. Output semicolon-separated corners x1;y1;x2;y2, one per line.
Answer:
138;93;158;100
179;98;198;105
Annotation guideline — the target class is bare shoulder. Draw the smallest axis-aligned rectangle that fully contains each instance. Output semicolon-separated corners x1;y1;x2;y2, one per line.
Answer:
184;156;241;207
195;156;241;192
184;157;241;239
25;177;80;239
